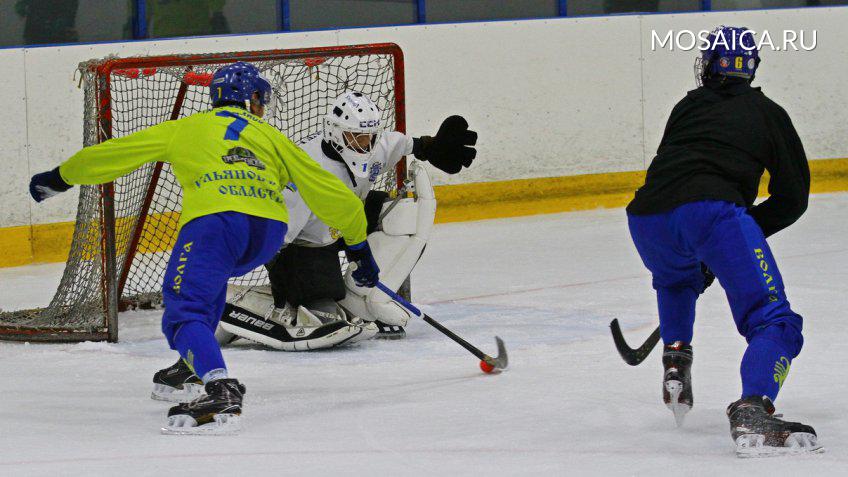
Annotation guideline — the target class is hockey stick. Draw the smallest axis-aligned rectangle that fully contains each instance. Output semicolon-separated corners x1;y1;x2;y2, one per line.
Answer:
609;319;661;366
376;282;508;372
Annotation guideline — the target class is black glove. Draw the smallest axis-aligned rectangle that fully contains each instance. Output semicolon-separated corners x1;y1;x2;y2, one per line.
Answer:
413;115;477;174
701;262;715;293
30;167;72;202
345;240;380;288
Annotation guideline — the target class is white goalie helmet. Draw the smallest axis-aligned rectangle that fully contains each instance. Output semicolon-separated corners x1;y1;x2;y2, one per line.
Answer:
323;91;384;178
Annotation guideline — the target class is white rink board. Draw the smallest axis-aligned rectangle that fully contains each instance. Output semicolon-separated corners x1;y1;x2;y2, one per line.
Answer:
337;18;645;185
0;49;29;228
2;7;848;228
640;8;848;165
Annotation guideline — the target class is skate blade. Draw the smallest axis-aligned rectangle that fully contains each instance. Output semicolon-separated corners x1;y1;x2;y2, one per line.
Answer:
375;325;406;340
735;433;824;458
151;383;204;403
161;413;242;436
667;402;691;428
664;380;690;427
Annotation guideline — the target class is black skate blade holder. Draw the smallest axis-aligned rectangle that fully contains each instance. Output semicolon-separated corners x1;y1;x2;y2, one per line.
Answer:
378;282;508;371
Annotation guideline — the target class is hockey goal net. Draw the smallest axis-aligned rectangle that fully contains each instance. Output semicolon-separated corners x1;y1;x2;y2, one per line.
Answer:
0;43;406;343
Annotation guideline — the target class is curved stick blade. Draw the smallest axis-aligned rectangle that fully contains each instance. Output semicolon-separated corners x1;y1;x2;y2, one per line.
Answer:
487;336;508;370
610;319;660;366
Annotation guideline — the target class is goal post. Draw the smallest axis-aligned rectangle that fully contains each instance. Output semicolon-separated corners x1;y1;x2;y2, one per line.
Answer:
0;43;406;343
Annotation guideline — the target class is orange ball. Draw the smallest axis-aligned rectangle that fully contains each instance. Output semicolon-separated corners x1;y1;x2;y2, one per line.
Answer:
480;360;495;374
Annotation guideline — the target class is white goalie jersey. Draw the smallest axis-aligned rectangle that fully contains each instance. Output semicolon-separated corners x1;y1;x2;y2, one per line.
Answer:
284;131;413;247
281;130;436;328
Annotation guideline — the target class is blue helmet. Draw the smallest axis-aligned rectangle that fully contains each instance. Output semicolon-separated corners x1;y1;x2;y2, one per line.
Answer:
695;26;760;86
209;62;273;108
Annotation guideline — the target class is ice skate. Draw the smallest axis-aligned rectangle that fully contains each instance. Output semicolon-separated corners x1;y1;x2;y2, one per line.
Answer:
662;341;692;427
151;358;204;403
727;396;823;457
162;379;245;435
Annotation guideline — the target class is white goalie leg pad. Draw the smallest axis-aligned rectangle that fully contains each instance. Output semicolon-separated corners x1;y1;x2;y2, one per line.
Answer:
341;161;436;326
214;284;272;345
214;326;238;346
218;286;377;351
225;284;272;310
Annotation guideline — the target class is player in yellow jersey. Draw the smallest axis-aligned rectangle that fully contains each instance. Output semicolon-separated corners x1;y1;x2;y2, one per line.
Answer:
28;62;379;435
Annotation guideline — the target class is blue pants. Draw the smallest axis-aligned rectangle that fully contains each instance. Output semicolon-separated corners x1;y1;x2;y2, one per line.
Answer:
161;212;287;381
628;201;803;400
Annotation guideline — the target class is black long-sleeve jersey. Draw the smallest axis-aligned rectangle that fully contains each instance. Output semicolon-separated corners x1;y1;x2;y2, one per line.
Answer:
626;78;810;238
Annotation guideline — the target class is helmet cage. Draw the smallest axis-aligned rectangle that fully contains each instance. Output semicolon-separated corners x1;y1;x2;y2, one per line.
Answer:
342;131;379;154
322;92;384;178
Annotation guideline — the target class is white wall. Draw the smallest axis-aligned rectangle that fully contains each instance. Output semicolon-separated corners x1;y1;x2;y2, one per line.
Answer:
1;7;846;228
0;49;29;228
640;8;848;167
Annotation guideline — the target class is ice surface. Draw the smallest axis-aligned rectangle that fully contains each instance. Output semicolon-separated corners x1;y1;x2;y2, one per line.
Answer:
2;194;847;475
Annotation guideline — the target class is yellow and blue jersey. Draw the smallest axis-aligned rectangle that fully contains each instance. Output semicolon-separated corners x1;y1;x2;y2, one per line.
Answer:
59;106;368;245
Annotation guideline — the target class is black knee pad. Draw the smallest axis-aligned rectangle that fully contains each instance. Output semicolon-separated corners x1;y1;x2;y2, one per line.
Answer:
265;244;345;308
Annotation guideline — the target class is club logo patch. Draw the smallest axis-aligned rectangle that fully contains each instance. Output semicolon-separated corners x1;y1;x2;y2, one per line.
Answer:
773;356;790;389
368;162;383;183
222;146;266;170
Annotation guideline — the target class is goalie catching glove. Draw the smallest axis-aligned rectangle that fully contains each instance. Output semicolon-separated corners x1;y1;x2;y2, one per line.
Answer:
413;115;477;174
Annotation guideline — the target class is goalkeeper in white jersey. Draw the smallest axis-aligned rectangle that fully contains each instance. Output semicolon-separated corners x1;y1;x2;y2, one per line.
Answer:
214;91;476;353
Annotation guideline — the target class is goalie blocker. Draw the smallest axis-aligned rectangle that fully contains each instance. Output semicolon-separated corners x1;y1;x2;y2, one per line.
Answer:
216;161;436;350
